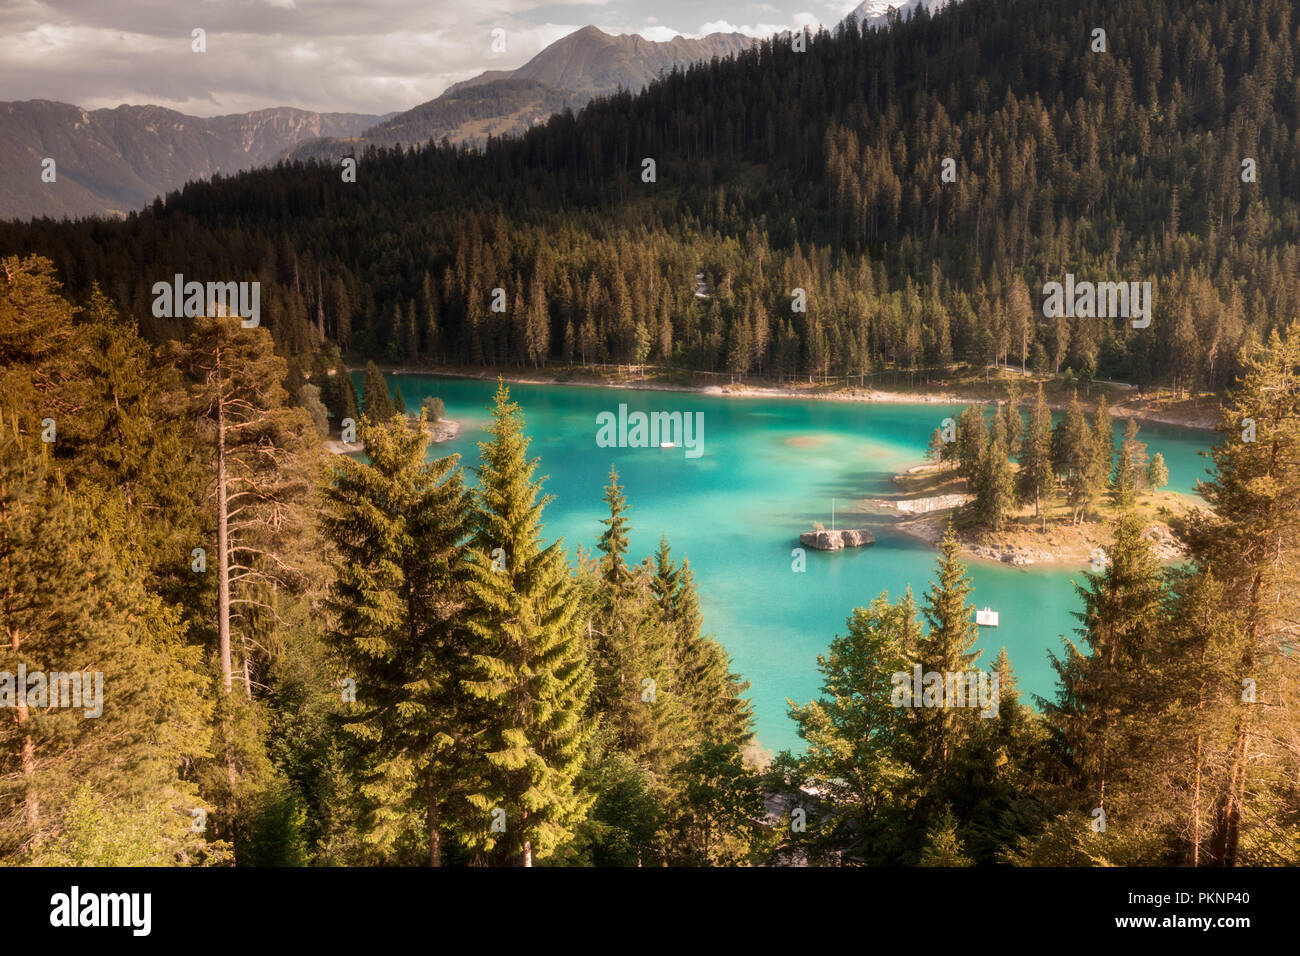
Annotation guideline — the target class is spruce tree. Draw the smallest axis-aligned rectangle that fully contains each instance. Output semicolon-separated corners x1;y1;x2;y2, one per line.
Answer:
1110;418;1146;509
339;364;360;423
955;405;987;486
597;465;632;586
1089;394;1114;516
1000;386;1021;455
1054;392;1094;524
1045;513;1165;833
650;542;752;747
1017;383;1054;523
914;524;981;775
323;416;474;865
976;424;1015;531
361;360;395;421
462;382;593;865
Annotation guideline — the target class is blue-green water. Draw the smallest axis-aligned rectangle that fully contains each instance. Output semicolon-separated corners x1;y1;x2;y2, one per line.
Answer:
362;374;1217;754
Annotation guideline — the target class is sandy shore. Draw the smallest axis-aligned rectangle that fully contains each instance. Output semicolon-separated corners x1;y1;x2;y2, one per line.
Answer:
356;365;1222;433
861;462;1197;569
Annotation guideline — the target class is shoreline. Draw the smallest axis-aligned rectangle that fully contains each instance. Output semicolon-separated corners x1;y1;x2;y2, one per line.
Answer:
351;364;1223;433
861;461;1198;570
348;365;1209;571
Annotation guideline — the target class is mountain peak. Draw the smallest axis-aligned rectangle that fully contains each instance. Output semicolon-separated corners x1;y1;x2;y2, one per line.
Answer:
848;0;957;28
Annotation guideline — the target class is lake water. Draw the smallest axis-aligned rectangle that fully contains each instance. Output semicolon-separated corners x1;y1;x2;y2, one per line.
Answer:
368;374;1218;754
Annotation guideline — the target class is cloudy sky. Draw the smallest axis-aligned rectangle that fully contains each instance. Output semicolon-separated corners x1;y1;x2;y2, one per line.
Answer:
0;0;870;117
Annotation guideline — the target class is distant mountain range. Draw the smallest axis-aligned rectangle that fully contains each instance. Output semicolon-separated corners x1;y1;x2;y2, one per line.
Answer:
3;9;962;221
0;101;384;220
288;26;758;163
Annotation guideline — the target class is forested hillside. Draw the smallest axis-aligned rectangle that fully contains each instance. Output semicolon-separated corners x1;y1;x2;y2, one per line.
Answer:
3;0;1297;396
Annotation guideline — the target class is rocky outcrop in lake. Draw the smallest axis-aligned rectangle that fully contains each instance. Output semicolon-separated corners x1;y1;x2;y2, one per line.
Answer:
799;528;875;551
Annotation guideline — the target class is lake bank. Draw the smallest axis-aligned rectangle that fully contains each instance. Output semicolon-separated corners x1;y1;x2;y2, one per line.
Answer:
350;362;1223;433
863;462;1195;569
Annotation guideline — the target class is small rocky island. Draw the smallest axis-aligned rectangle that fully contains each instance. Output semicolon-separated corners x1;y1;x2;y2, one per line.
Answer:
325;417;460;455
799;528;876;551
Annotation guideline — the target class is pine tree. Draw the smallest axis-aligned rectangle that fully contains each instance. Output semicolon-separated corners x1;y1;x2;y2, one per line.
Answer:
788;590;920;858
927;427;945;465
597;465;632;586
462;382;593;865
955;405;988;486
1146;452;1169;491
1110;418;1146;509
914;524;982;775
976;424;1015;531
0;434;211;861
173;315;318;698
1045;512;1166;835
1054;392;1094;524
323;416;474;865
1017;383;1054;522
361;361;395;421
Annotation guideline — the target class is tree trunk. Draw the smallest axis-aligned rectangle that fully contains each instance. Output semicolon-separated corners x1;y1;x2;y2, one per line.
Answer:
216;344;233;696
426;778;442;867
1209;717;1249;866
8;615;37;827
1191;729;1203;866
20;713;36;827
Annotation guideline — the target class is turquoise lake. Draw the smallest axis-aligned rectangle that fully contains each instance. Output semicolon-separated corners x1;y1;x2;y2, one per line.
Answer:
364;374;1218;755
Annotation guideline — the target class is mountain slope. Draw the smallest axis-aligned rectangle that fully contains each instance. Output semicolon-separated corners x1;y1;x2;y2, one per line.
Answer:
0;101;382;220
452;25;756;99
291;26;757;159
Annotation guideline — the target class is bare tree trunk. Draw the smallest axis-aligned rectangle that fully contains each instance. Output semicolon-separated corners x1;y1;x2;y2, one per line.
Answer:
1210;718;1249;866
427;777;442;867
216;345;233;696
1191;729;1203;865
20;709;36;827
8;609;37;827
